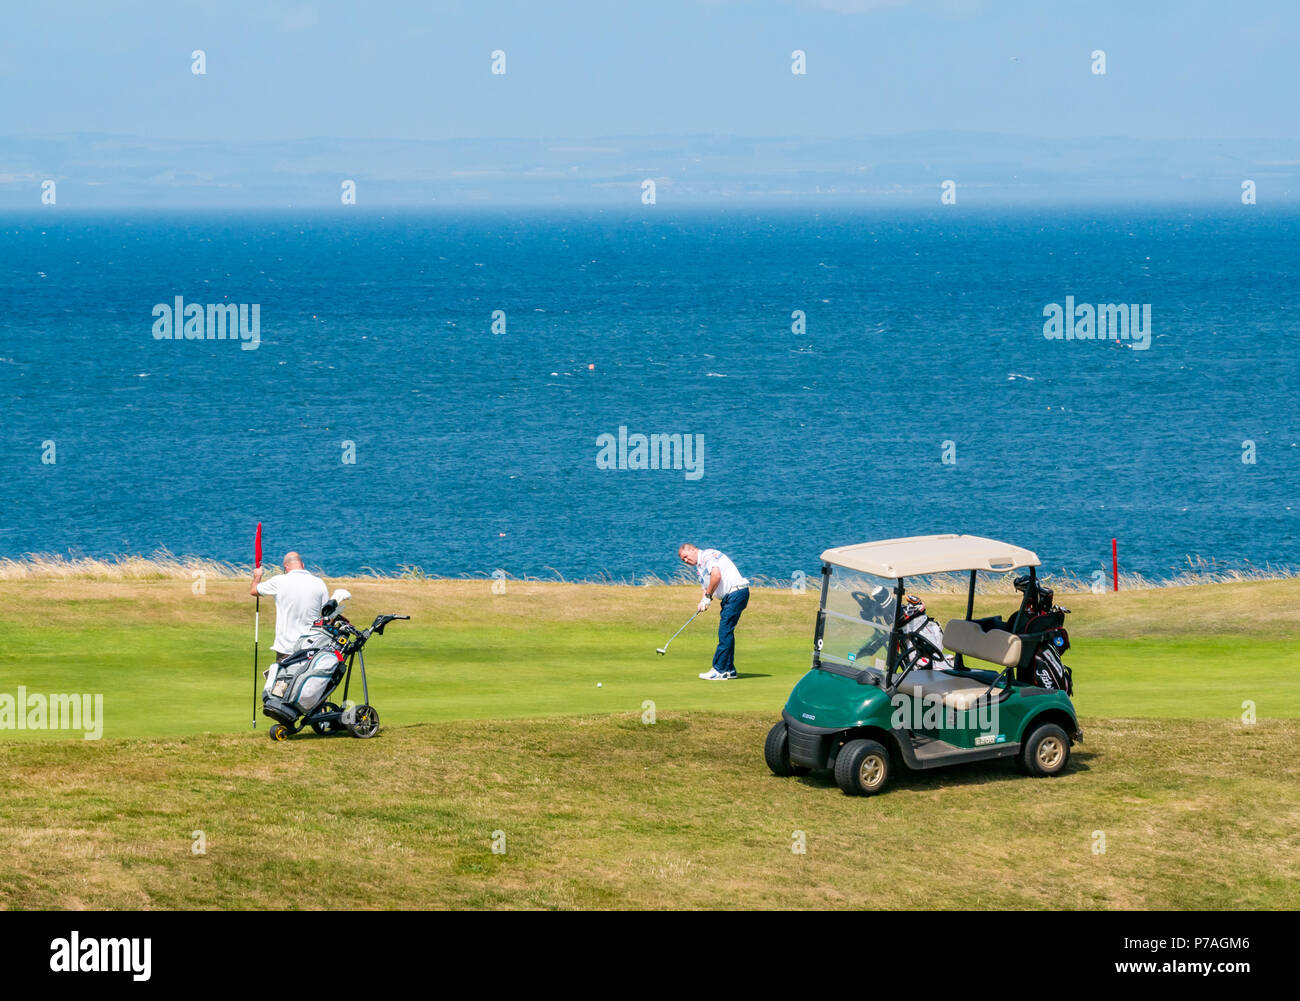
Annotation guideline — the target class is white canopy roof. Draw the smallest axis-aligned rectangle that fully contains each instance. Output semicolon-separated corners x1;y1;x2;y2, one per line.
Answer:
821;534;1040;578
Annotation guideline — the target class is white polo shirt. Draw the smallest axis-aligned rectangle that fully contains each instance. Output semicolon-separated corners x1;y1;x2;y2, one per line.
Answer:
256;568;330;654
696;549;749;601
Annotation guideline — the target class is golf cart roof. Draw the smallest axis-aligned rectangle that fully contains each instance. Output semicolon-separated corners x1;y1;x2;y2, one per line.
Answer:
820;534;1040;578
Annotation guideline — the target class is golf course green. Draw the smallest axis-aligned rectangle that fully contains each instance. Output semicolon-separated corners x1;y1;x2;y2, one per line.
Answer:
1;576;1297;909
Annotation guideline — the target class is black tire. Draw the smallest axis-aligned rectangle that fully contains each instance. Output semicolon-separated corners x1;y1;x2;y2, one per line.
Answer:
1019;722;1071;777
310;703;341;736
348;704;380;739
269;723;290;742
834;739;890;796
763;721;810;777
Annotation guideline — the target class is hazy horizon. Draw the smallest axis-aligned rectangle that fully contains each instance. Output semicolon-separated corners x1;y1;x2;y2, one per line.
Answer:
5;130;1298;208
3;1;1298;208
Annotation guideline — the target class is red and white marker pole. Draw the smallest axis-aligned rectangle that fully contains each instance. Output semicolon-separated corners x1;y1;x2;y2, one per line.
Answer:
253;522;262;729
1112;538;1119;592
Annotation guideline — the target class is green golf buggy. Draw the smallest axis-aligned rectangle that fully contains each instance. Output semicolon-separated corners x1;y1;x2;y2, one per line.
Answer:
765;535;1082;796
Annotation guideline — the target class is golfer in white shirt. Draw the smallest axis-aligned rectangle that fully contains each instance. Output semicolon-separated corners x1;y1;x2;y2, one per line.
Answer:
249;552;329;663
678;543;751;680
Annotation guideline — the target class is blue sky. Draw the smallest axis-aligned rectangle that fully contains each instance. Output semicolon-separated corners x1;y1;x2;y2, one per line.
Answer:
4;0;1298;141
2;1;1298;205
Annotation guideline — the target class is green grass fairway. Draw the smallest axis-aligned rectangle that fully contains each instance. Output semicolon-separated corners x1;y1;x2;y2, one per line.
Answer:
1;578;1297;909
2;578;1297;739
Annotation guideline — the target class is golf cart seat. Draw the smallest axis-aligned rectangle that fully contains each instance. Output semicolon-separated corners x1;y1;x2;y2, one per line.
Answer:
942;618;1023;668
899;669;992;710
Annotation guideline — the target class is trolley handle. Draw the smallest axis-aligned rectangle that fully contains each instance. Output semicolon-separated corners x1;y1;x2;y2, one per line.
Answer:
367;613;410;637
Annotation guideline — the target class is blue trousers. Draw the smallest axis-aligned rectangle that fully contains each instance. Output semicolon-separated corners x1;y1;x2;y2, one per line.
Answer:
713;587;750;675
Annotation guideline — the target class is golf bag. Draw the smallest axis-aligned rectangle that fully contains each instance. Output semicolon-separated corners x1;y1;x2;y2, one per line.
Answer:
290;589;353;654
851;588;950;670
262;645;346;726
1030;642;1073;694
263;596;354;726
261;608;408;740
1010;574;1074;694
898;595;951;670
1008;574;1066;630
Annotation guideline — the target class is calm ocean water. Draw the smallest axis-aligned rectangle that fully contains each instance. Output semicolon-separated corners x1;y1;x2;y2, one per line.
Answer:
1;208;1296;581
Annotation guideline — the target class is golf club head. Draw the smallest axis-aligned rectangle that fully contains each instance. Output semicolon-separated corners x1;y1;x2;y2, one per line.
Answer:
656;647;667;656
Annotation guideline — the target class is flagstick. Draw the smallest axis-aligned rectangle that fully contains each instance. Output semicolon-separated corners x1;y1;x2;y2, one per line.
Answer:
253;521;263;731
253;595;259;729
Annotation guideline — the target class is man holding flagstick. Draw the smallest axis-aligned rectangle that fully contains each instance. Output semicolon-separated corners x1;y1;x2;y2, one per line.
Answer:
249;537;329;712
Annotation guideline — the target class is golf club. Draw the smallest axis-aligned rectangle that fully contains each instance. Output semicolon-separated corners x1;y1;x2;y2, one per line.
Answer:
656;609;701;655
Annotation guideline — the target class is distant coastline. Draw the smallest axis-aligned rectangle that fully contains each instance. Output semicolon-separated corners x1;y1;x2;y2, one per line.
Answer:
4;131;1300;209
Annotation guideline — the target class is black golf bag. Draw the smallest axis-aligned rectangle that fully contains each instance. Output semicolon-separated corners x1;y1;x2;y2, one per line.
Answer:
1009;574;1073;694
1030;641;1073;693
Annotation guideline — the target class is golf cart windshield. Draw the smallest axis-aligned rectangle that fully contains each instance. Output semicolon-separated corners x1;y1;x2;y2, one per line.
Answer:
819;566;899;677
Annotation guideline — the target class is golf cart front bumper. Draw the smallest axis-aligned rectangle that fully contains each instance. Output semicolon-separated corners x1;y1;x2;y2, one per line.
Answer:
783;712;841;769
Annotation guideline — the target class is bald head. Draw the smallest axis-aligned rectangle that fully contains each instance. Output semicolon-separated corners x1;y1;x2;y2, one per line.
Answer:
283;552;304;572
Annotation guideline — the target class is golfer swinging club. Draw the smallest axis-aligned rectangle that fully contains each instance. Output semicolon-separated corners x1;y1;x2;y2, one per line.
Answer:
250;551;329;688
679;543;750;680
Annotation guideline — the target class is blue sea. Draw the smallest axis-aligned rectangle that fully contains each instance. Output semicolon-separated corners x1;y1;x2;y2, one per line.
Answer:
1;208;1296;581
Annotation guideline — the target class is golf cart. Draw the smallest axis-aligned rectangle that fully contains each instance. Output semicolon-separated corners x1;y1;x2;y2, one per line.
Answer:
765;535;1082;795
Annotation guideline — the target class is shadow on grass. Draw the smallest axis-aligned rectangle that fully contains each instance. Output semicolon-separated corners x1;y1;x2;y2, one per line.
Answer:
277;731;380;743
788;749;1095;792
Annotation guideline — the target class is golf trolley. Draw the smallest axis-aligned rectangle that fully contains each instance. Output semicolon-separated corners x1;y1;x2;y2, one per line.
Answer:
262;610;408;742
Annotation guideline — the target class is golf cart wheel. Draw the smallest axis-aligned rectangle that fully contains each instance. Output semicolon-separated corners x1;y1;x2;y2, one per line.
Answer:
348;704;380;739
310;703;341;736
269;723;290;742
834;739;890;796
763;721;810;778
1019;722;1071;777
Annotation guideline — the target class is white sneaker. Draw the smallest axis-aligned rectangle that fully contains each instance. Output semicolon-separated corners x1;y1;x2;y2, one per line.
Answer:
698;669;737;680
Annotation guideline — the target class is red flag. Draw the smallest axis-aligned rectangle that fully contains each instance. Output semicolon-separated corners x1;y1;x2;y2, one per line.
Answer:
255;522;263;569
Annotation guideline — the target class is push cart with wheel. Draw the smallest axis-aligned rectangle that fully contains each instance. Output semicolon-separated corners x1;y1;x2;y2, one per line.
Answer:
264;612;407;741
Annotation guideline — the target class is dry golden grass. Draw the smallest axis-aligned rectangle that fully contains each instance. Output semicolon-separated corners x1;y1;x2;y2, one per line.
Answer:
1;713;1296;910
1;551;1293;591
0;551;247;581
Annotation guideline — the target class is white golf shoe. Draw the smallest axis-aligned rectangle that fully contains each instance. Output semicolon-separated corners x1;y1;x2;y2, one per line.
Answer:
698;669;737;680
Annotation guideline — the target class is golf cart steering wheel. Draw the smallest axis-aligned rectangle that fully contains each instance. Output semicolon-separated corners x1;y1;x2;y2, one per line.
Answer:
903;629;945;664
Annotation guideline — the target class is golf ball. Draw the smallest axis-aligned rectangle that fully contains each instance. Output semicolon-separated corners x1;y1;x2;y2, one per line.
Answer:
596;682;602;688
